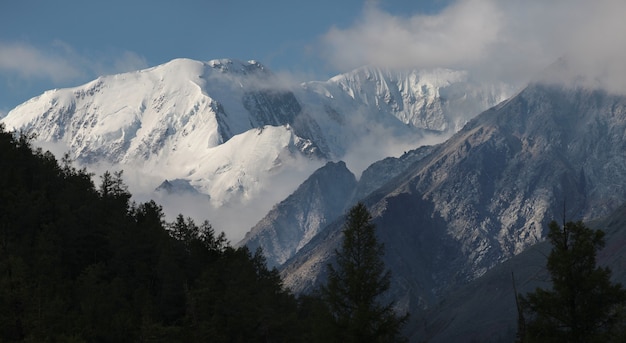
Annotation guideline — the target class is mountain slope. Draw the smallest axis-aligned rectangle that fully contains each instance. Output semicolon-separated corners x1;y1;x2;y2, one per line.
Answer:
281;83;626;314
411;203;626;343
239;145;437;269
238;161;357;268
350;144;436;204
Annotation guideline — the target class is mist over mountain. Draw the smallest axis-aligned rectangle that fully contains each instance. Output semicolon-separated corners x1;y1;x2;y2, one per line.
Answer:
280;83;626;318
1;58;510;240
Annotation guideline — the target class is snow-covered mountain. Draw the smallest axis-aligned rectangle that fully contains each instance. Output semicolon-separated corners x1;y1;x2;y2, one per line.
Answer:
1;58;511;240
313;66;510;133
300;66;515;172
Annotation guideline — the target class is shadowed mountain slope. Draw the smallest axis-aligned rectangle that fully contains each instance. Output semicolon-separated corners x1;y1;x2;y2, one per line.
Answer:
281;84;626;318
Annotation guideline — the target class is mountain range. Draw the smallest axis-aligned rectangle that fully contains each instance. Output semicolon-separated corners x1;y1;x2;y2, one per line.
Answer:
0;58;510;240
4;57;626;342
279;82;626;333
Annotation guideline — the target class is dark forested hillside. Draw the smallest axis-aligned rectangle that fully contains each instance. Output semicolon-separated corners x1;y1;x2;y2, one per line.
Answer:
0;124;306;342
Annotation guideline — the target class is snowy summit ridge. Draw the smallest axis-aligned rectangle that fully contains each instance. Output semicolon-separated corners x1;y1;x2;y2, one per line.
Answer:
1;58;512;239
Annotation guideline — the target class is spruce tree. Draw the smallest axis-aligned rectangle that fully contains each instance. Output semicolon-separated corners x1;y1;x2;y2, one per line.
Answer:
320;202;407;342
520;220;626;342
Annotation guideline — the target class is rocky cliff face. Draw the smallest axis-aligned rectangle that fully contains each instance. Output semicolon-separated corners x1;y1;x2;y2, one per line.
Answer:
281;84;626;314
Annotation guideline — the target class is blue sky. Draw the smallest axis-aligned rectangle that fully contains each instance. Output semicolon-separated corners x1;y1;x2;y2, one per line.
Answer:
0;0;449;114
2;0;626;115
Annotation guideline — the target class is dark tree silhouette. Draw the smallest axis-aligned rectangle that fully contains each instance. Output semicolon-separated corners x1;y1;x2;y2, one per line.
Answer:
320;202;407;342
520;220;626;342
0;125;304;342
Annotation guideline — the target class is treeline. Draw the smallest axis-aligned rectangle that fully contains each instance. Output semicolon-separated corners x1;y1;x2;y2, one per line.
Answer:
0;126;319;342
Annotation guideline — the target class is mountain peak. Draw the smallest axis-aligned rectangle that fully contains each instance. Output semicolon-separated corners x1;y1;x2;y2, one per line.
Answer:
330;65;468;89
206;58;268;75
316;65;513;133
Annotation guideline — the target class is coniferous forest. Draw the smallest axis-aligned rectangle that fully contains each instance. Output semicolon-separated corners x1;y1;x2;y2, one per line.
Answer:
0;124;408;342
0;125;311;342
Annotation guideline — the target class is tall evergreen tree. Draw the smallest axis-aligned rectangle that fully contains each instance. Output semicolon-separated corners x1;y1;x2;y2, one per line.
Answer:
320;202;407;342
520;220;626;342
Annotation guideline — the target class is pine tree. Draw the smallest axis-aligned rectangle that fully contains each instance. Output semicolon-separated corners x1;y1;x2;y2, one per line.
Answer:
320;202;407;342
520;220;626;342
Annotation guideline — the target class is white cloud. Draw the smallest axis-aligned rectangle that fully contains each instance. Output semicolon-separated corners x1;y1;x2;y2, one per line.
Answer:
322;0;502;71
0;41;148;85
0;41;84;82
70;151;322;244
113;51;149;74
33;138;73;160
342;119;449;179
321;0;626;92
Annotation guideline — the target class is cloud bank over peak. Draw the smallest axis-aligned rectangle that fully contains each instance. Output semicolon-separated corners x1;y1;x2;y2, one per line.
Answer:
0;41;85;83
322;0;502;71
321;0;626;93
0;41;148;85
